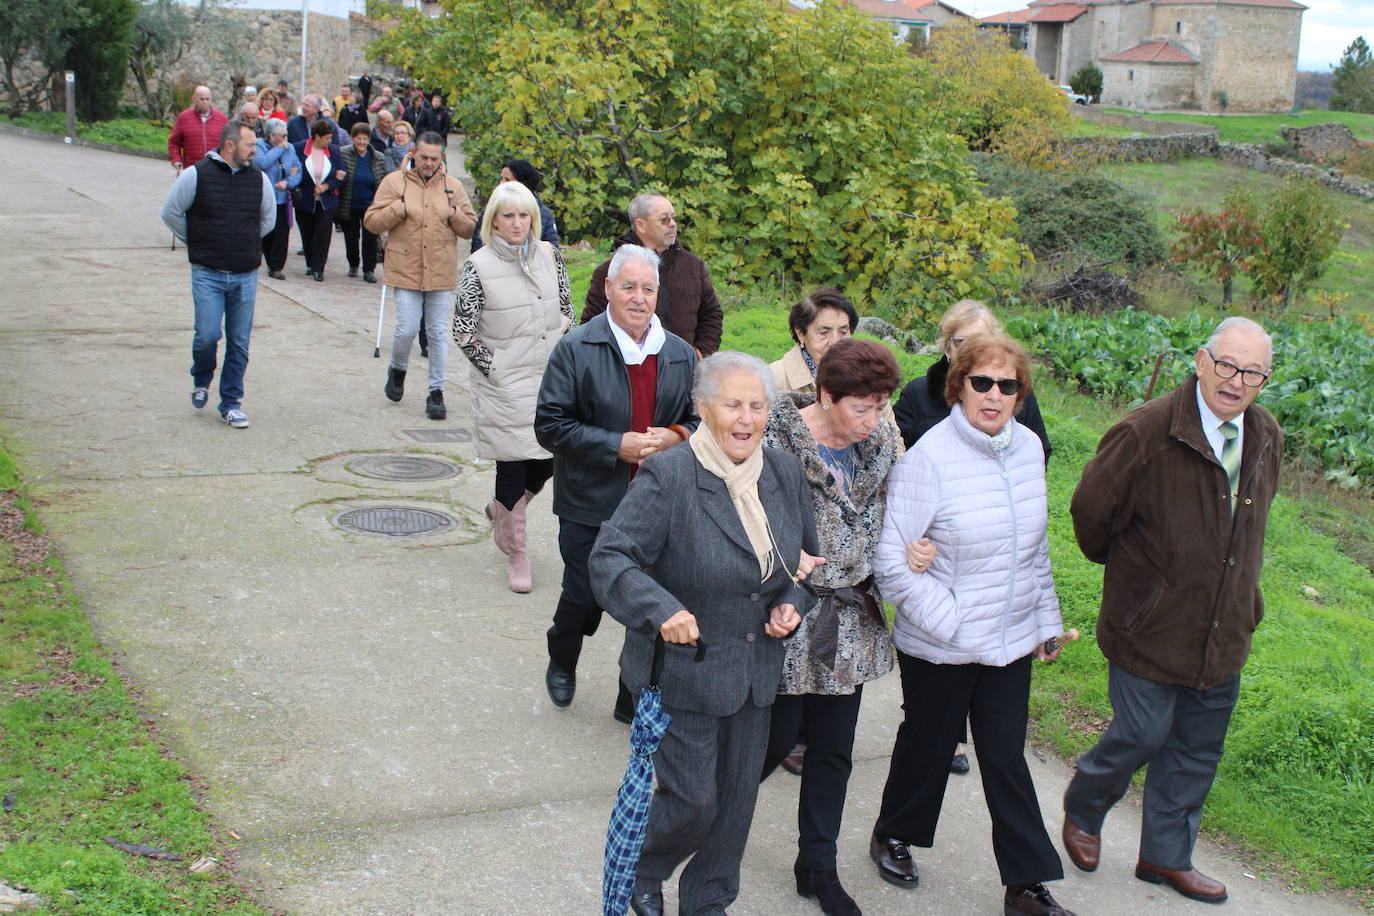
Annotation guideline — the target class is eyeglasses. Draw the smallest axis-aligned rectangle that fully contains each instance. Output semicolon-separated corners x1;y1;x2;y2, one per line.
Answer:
1205;349;1269;388
651;214;677;226
967;375;1021;396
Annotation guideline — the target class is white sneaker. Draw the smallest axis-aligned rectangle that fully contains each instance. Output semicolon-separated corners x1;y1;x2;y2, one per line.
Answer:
220;408;249;429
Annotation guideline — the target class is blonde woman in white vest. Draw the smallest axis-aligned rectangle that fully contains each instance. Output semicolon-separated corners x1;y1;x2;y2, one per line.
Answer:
456;179;574;596
454;180;574;592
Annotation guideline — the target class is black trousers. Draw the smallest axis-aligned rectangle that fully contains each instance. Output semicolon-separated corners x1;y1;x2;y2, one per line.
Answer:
875;651;1063;887
262;202;290;272
494;459;553;511
339;208;378;272
761;688;864;870
295;206;333;274
548;518;632;710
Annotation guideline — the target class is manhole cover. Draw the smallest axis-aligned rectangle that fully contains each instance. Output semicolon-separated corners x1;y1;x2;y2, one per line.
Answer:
402;428;471;443
333;506;457;537
345;455;459;481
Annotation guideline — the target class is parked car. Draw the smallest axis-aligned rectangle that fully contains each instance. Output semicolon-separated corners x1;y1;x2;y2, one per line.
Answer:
1059;85;1090;105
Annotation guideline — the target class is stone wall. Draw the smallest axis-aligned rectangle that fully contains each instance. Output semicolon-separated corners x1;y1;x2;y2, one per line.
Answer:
1173;3;1299;113
1058;131;1219;162
1279;123;1361;162
1215;142;1374;200
133;10;404;117
1101;60;1199;110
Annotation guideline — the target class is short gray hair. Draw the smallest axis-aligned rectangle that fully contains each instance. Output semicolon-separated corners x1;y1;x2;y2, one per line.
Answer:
1206;316;1272;367
608;244;660;283
693;351;776;405
628;192;668;223
264;117;288;138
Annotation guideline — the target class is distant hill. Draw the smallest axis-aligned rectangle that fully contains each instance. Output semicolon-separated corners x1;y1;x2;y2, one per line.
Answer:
1297;70;1334;110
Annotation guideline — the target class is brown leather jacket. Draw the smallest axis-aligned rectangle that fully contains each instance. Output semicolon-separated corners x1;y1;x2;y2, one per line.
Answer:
1070;375;1282;689
363;166;475;291
581;231;723;355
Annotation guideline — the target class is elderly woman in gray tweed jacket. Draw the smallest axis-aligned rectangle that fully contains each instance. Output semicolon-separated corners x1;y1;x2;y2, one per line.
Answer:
870;333;1076;916
758;337;905;916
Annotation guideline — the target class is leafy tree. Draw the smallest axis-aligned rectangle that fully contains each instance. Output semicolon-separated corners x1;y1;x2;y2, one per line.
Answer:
370;0;1033;314
128;0;194;119
1247;177;1344;309
64;0;137;121
1330;36;1374;114
0;0;85;116
1068;62;1102;101
917;20;1071;152
1171;187;1261;304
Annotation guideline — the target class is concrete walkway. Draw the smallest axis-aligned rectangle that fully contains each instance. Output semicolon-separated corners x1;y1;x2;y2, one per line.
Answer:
0;131;1363;916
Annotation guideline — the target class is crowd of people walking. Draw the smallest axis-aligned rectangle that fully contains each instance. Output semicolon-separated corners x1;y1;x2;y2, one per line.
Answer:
159;75;1282;916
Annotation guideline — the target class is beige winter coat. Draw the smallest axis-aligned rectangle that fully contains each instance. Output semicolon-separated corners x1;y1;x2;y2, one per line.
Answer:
363;166;475;291
457;240;572;461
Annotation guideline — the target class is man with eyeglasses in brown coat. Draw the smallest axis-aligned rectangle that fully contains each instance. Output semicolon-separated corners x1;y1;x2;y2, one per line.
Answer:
1062;316;1282;907
581;193;722;358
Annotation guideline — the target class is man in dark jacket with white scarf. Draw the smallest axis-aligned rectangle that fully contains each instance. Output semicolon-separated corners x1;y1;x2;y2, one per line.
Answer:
534;245;698;718
1063;316;1282;905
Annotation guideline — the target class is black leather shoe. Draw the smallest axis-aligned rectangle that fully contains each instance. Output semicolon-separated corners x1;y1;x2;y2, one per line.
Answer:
546;662;575;708
268;270;286;280
950;752;970;775
869;833;918;888
629;887;663;916
1004;883;1076;915
348;266;358;278
363;271;377;283
795;863;861;915
313;271;324;282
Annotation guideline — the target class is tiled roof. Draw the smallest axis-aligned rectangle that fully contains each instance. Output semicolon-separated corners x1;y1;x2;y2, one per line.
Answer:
980;7;1037;23
1100;39;1200;62
1154;0;1306;8
844;0;928;20
1027;3;1090;22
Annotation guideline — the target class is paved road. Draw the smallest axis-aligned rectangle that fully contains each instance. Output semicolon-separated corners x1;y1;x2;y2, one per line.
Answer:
0;130;1363;915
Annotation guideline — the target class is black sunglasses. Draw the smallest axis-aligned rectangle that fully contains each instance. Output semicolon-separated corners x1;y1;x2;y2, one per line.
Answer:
967;375;1021;396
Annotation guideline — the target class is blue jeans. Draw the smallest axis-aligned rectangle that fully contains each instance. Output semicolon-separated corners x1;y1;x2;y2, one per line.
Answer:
190;265;258;413
390;287;452;392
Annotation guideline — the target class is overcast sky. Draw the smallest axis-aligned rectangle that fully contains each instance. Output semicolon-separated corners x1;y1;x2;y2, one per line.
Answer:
954;0;1368;71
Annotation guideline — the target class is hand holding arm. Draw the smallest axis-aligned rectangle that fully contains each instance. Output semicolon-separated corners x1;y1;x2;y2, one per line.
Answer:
906;537;936;573
765;603;801;638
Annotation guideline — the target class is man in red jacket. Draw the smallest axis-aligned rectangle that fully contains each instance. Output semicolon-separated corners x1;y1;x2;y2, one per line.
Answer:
168;86;228;172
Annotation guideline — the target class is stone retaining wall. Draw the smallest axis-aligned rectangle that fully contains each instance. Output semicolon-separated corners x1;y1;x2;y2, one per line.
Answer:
1058;131;1220;161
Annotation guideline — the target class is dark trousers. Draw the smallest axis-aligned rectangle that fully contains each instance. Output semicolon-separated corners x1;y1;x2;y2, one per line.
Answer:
295;206;333;274
495;459;553;511
761;688;864;870
548;518;632;710
638;700;771;915
339;208;378;272
875;651;1062;887
262;202;290;272
1064;663;1239;870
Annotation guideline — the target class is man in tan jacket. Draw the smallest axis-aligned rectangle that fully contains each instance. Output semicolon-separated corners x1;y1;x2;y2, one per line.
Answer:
364;131;476;419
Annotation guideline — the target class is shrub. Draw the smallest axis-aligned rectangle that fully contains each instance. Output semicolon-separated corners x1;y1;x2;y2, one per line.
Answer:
1068;62;1103;101
1248;177;1345;310
974;155;1165;266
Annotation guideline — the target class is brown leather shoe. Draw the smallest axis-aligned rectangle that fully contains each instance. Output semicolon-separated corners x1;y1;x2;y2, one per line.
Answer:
1062;817;1100;872
1005;883;1077;915
780;743;805;776
1135;859;1227;903
869;832;919;888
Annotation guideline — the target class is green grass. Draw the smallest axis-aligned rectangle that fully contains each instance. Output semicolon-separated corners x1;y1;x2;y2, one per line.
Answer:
0;442;267;915
1101;157;1374;318
1066;118;1145;138
1099;109;1374;145
0;113;169;155
722;303;1374;900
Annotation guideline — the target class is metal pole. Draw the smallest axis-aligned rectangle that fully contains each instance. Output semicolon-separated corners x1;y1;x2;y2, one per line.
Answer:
63;71;77;142
299;0;310;100
374;284;388;357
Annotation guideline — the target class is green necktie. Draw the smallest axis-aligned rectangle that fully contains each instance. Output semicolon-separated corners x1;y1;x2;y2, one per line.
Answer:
1220;420;1240;515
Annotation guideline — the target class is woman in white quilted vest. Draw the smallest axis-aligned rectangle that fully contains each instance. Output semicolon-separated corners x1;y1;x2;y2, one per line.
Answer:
454;180;574;593
869;334;1078;916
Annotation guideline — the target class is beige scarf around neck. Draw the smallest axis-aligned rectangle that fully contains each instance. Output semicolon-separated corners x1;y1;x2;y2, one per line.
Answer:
689;425;774;581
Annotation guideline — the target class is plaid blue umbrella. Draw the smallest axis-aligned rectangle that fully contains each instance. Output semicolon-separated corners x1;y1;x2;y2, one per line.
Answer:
602;638;704;916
